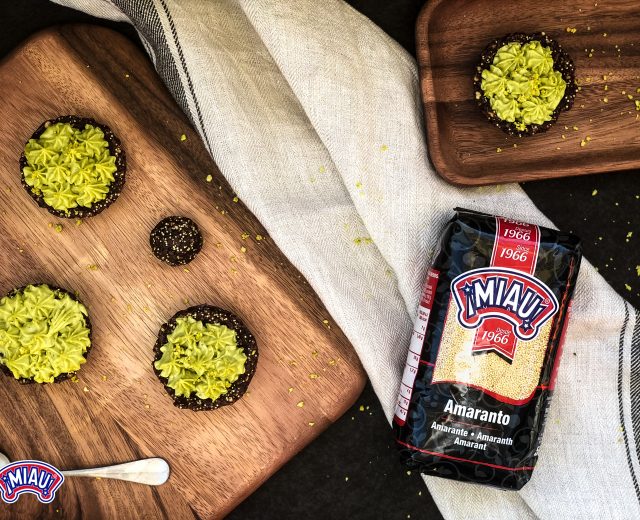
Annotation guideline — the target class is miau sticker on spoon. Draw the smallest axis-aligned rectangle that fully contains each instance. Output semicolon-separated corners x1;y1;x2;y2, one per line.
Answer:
0;460;64;504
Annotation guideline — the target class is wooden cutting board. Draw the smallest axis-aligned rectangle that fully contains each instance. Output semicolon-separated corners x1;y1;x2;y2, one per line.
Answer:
0;25;365;519
417;0;640;185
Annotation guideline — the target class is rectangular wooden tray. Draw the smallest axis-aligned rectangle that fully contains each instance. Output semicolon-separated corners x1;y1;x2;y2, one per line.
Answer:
417;0;640;185
0;25;365;519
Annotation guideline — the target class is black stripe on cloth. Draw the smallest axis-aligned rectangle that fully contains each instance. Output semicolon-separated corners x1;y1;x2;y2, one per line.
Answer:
156;0;212;154
631;308;640;471
111;0;210;151
618;303;640;504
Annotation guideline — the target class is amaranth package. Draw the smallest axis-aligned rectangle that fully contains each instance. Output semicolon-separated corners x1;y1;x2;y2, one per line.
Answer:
394;208;582;490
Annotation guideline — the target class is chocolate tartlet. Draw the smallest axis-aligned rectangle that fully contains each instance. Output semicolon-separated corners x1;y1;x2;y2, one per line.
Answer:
474;33;576;137
0;284;92;384
150;216;203;266
20;115;126;218
153;305;258;411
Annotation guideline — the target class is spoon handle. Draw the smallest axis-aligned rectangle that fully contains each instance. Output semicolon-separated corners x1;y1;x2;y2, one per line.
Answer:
62;458;170;486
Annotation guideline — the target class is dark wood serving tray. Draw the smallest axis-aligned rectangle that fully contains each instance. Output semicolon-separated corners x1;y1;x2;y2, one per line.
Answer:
416;0;640;185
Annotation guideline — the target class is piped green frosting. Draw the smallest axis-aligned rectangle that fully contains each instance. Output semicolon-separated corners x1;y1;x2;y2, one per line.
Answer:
481;41;566;128
23;122;117;213
0;285;90;383
154;316;247;401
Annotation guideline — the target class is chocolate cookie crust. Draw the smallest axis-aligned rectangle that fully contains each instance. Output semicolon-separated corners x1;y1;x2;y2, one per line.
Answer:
150;216;203;266
0;284;92;384
19;115;126;218
153;305;258;411
474;33;577;137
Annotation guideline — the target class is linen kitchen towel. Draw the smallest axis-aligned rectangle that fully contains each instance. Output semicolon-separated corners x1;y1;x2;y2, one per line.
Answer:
51;1;640;518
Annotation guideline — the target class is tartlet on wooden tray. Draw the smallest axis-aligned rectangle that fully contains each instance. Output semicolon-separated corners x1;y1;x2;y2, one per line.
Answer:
153;305;258;411
0;284;92;384
474;32;576;137
20;115;126;219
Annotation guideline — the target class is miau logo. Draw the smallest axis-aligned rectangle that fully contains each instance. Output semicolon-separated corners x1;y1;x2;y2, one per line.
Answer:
451;267;558;341
0;460;64;504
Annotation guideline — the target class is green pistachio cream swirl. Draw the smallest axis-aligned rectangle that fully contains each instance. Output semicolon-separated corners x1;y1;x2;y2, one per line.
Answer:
480;40;567;130
0;285;91;383
154;316;248;401
22;122;117;213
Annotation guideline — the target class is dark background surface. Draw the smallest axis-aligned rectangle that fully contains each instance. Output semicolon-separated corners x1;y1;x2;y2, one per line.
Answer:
1;1;638;519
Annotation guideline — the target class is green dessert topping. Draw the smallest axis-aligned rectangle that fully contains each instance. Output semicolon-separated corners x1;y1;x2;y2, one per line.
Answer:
154;316;247;401
0;285;90;383
23;122;117;213
481;41;567;127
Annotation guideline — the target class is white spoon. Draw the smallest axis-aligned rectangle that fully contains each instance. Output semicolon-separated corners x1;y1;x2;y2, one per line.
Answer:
0;451;169;485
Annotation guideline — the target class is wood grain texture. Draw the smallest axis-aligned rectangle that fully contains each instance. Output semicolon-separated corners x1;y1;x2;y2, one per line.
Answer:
0;25;365;519
416;0;640;185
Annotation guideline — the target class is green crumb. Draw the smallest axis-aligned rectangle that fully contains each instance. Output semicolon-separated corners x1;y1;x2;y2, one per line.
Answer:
355;181;362;189
380;144;389;152
232;196;239;203
480;40;567;126
636;265;640;276
206;175;213;183
318;166;326;173
23;122;117;213
625;284;632;292
180;134;187;142
359;405;365;412
0;284;91;383
592;189;598;196
54;224;63;233
154;316;247;401
496;147;502;153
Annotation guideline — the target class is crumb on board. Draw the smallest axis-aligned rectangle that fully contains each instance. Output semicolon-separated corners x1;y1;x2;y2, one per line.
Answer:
180;134;187;141
206;175;213;182
296;401;304;408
